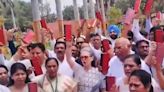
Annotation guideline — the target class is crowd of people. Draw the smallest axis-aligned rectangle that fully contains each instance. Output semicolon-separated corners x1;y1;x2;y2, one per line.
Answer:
0;12;164;92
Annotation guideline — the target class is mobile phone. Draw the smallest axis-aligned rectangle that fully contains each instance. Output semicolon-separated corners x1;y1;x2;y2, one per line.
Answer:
64;24;72;41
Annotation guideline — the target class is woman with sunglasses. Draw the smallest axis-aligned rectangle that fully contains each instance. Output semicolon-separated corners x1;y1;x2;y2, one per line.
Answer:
66;41;106;92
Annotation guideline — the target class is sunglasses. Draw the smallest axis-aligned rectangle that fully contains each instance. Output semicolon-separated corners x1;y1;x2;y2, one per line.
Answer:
80;56;91;59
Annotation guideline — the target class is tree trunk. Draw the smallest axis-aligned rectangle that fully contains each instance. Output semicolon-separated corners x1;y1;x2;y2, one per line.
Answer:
55;0;64;37
89;0;96;19
83;0;89;19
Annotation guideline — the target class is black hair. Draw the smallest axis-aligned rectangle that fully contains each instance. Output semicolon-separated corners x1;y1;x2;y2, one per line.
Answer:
45;58;59;67
123;54;141;66
89;33;101;38
129;70;153;92
127;31;134;38
140;31;148;38
30;43;45;52
54;41;66;49
135;40;149;48
8;63;30;87
0;64;8;72
72;44;78;49
150;26;161;33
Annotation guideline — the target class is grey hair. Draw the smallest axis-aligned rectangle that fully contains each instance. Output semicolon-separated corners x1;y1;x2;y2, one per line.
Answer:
80;47;94;57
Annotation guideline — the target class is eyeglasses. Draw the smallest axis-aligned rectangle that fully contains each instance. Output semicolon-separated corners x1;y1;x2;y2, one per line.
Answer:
80;56;91;60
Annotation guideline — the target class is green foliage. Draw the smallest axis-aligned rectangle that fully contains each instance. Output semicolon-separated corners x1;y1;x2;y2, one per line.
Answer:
63;6;74;20
107;6;123;24
13;0;32;29
0;0;32;30
63;5;84;20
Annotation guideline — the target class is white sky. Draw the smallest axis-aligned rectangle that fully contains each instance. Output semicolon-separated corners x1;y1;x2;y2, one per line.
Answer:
20;0;83;13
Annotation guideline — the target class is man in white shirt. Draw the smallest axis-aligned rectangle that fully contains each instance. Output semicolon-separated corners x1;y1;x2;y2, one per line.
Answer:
107;37;133;79
49;41;74;77
0;84;10;92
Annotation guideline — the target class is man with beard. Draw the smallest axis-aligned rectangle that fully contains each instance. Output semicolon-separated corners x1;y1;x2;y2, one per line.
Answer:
107;25;121;48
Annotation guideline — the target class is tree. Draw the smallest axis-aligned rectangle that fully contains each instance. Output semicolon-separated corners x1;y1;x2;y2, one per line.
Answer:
63;6;85;20
63;6;74;20
1;0;32;30
107;6;123;24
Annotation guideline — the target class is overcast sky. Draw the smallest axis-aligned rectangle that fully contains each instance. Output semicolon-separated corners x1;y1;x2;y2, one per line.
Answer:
20;0;83;13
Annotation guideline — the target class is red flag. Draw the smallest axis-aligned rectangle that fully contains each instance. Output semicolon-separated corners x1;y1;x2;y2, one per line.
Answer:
0;28;5;45
134;0;141;13
40;19;48;30
64;24;72;41
144;0;154;15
